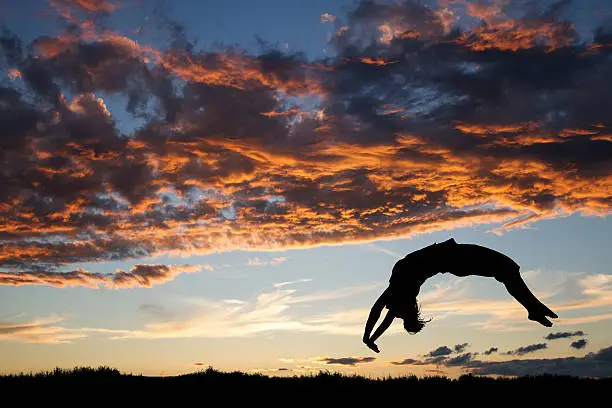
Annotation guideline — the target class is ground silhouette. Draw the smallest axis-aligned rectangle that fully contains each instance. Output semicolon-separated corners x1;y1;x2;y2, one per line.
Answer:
364;238;558;352
1;366;607;405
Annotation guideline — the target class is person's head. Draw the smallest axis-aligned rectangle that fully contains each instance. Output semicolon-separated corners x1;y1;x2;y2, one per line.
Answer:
387;294;430;334
402;308;428;334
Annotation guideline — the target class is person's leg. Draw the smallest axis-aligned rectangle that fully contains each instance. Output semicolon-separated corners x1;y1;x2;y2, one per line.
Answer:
496;268;558;326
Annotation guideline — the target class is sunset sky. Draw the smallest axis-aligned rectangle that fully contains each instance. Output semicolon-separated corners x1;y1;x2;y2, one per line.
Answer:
0;0;611;378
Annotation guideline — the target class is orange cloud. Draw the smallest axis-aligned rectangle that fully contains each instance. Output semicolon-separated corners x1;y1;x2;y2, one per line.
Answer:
7;68;21;80
438;0;575;51
50;0;119;15
359;57;397;66
0;0;609;287
457;19;575;52
320;13;336;24
378;23;406;44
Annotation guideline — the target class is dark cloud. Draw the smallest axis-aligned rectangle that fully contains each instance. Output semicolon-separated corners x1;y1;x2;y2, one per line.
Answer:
390;344;612;378
454;343;470;353
570;339;588;350
393;354;474;367
483;347;499;355
0;264;201;288
425;368;447;375
1;0;611;285
507;343;548;356
545;331;586;340
469;346;612;378
426;346;454;357
393;355;450;366
444;353;474;367
390;358;420;366
418;344;471;364
320;357;376;366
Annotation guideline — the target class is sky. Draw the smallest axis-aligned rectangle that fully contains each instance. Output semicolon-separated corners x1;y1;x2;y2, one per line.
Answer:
0;0;611;378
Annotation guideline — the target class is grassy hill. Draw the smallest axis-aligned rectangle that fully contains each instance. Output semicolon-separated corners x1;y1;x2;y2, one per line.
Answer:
1;366;608;405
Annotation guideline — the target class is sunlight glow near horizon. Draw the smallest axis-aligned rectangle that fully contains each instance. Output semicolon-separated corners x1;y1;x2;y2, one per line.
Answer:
0;0;610;378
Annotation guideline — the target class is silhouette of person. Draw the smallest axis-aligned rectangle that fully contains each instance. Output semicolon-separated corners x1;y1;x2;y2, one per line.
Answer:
362;238;558;353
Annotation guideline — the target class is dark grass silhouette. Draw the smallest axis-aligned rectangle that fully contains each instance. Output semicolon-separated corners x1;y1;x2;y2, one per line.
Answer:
1;366;608;405
364;238;558;352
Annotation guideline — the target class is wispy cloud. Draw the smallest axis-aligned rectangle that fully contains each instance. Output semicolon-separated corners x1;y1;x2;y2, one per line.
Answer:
247;257;288;267
273;278;312;288
390;358;420;366
288;283;383;304
362;243;401;258
83;283;379;340
246;367;293;374
0;316;86;344
419;271;612;331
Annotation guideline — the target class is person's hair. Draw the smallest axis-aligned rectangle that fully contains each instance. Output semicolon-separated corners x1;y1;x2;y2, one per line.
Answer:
402;301;432;334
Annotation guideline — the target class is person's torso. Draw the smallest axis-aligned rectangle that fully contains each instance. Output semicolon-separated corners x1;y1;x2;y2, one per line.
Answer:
389;244;441;292
389;242;520;289
448;244;519;277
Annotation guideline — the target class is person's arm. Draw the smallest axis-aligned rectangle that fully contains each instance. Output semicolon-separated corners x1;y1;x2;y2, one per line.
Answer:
369;309;396;346
363;287;390;351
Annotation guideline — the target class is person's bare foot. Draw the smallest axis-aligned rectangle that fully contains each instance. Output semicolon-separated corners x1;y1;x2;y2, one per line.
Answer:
528;313;553;327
